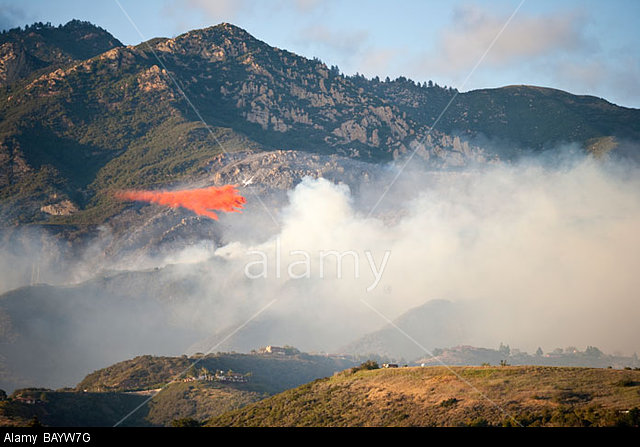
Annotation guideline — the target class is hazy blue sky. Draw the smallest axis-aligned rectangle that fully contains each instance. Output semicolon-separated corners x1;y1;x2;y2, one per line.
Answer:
2;0;639;108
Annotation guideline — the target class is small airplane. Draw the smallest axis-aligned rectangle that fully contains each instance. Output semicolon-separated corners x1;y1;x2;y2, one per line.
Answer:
241;176;254;186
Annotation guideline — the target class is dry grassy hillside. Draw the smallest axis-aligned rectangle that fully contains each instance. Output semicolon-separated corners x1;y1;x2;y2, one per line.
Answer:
208;366;640;427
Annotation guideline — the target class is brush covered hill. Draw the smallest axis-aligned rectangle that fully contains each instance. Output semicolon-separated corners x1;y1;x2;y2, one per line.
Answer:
208;365;640;427
0;388;151;427
0;351;359;427
76;351;357;394
0;381;261;427
1;21;639;227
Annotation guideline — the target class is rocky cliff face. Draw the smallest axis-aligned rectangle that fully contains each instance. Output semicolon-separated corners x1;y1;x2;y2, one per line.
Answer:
140;23;482;162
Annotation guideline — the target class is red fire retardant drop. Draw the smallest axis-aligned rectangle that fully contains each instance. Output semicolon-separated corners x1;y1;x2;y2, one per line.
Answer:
115;185;246;220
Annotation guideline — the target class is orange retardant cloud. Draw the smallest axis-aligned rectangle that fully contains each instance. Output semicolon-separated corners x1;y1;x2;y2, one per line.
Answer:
115;185;246;220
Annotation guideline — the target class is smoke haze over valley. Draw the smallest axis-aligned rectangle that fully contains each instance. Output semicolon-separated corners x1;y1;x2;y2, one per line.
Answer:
1;148;639;391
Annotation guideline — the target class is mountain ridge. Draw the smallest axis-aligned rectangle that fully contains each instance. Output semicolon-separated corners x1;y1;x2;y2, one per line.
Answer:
1;20;638;228
0;19;123;87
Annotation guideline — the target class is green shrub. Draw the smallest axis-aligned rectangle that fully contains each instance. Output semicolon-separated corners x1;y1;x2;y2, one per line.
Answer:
439;398;459;408
171;418;201;427
615;408;640;427
350;360;379;374
615;379;638;387
468;417;490;427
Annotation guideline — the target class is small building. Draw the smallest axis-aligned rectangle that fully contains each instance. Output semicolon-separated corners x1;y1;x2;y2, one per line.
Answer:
382;363;399;368
214;371;248;383
259;345;287;355
14;397;41;405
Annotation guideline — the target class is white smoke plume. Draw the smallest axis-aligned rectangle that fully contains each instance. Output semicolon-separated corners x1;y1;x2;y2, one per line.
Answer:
1;149;639;390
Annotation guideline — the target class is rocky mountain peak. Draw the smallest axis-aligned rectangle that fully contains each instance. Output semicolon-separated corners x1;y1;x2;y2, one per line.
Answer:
0;19;122;86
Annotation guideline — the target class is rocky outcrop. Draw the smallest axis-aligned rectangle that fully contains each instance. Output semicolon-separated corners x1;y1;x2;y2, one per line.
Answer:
40;200;78;216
